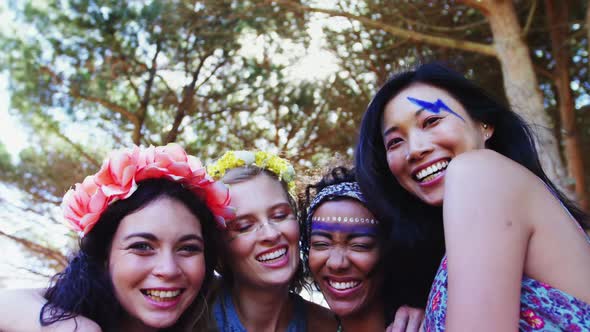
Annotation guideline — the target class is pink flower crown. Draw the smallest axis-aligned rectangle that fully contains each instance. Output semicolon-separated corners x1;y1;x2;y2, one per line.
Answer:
61;144;235;237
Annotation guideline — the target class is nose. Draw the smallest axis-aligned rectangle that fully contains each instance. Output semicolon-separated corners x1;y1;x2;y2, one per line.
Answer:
258;220;281;243
152;251;182;280
326;247;350;271
406;131;433;162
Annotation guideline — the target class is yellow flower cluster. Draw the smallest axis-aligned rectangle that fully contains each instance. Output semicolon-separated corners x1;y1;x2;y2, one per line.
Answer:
208;150;296;195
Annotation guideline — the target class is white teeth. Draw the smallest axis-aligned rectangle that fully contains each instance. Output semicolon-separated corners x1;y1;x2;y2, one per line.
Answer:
416;161;449;181
328;280;360;290
145;289;181;299
257;248;287;262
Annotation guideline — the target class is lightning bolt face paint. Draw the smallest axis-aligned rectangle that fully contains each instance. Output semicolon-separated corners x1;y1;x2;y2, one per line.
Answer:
310;221;378;236
407;96;465;122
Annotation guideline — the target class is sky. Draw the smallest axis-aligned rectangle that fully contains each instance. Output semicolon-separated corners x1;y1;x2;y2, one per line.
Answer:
0;73;28;160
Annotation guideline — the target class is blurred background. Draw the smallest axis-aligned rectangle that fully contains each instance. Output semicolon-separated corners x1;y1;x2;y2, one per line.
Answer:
0;0;588;289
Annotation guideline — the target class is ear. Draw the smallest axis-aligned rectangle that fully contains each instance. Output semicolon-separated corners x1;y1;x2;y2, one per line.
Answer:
481;123;494;144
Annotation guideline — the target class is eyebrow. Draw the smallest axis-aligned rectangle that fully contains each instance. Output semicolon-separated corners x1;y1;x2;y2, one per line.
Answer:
234;202;291;220
268;202;292;212
382;109;427;137
123;232;203;243
178;234;204;243
124;232;157;241
382;125;398;137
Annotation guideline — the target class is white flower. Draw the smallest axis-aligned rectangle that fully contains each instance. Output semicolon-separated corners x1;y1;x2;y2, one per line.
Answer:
233;150;256;165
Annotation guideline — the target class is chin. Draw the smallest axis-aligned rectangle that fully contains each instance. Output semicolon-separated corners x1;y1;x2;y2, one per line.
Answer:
142;312;183;329
425;197;443;207
328;302;361;318
413;190;444;207
265;273;294;287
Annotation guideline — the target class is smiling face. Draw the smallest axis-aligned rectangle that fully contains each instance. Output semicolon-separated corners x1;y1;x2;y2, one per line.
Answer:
108;196;205;330
222;173;300;290
382;83;491;206
308;199;382;318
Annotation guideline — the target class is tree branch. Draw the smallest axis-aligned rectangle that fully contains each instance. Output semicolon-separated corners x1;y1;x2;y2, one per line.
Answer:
0;230;67;268
71;90;139;126
522;0;538;36
44;121;101;168
269;0;497;57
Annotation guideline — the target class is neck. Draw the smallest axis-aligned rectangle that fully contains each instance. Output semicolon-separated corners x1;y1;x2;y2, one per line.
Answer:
120;316;159;332
339;300;385;332
231;283;293;332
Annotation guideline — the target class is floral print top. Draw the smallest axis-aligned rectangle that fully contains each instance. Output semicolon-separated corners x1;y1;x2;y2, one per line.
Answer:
424;256;590;331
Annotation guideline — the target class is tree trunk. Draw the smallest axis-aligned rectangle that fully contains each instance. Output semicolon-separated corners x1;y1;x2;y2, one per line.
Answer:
545;0;587;209
586;3;590;74
273;0;571;194
476;0;570;194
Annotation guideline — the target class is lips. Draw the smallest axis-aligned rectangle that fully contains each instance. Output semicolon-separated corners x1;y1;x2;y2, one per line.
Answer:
141;288;184;302
256;246;288;263
322;276;362;298
412;158;450;183
328;279;360;290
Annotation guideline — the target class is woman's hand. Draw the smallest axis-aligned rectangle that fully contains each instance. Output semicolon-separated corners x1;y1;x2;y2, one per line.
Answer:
386;305;424;332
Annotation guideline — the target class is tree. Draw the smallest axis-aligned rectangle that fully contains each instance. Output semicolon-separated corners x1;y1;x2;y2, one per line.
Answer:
268;0;588;207
0;0;358;275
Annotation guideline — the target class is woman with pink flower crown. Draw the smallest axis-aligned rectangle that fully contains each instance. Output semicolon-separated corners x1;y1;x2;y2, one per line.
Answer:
0;144;234;332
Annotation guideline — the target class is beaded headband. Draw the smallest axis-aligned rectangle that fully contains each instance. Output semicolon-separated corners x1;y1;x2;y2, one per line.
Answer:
207;150;296;196
305;181;378;241
311;216;378;224
61;144;234;237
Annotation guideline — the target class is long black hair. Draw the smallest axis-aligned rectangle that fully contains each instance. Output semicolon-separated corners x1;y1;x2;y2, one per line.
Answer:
355;62;588;306
40;178;218;331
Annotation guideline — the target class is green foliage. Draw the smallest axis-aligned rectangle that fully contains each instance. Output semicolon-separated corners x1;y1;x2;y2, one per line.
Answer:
0;141;13;175
2;0;590;277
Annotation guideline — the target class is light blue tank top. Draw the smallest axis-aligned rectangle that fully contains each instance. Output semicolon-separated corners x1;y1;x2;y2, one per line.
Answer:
213;289;307;332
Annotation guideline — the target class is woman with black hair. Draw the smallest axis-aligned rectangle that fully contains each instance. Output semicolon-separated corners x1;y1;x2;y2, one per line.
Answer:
355;63;590;330
301;167;424;332
0;144;234;331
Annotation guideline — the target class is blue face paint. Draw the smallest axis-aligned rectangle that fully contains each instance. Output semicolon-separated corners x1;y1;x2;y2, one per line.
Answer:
311;221;378;236
407;96;465;122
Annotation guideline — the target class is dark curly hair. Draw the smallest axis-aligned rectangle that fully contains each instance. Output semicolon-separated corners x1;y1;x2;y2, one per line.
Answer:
300;166;405;320
41;178;218;331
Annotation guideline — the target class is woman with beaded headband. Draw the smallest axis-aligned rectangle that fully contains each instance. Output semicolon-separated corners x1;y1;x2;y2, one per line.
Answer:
356;62;590;330
301;167;424;332
207;150;338;331
0;144;234;332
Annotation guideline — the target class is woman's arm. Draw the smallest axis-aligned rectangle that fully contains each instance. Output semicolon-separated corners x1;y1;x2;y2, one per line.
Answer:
443;150;533;331
0;288;101;332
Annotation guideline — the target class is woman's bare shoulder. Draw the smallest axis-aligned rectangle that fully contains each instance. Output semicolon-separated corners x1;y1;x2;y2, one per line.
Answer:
446;149;542;207
448;149;530;180
0;288;101;332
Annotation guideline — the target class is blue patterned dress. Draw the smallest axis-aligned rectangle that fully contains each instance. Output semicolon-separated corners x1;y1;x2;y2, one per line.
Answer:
424;255;590;331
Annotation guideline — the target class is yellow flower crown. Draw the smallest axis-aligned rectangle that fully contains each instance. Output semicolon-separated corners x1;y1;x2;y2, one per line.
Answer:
208;151;296;195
